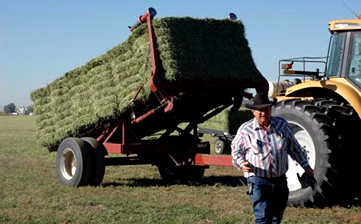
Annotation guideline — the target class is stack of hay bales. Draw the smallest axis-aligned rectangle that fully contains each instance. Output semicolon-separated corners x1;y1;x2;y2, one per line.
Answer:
200;107;253;135
31;17;264;148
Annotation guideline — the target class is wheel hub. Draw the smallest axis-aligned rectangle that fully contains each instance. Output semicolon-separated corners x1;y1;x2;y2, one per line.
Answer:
287;122;316;191
60;148;77;180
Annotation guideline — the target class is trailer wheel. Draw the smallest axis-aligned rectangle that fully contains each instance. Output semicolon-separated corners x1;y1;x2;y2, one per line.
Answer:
81;137;106;186
214;138;230;155
158;165;179;182
158;165;206;183
56;138;91;187
178;166;206;181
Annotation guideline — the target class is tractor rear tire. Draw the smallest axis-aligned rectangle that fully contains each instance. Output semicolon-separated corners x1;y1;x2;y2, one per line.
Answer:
311;99;361;205
272;99;337;207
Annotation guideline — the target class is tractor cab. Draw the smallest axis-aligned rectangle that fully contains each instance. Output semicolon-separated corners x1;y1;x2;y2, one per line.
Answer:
328;16;361;89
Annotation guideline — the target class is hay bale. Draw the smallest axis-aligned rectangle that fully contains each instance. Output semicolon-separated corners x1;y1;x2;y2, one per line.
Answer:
200;107;253;135
30;17;264;148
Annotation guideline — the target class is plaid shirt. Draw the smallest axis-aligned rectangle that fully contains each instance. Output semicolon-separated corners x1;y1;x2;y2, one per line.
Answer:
231;116;309;178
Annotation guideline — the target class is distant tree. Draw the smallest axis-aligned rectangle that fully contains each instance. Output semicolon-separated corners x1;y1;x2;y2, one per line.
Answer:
27;105;34;114
4;103;16;114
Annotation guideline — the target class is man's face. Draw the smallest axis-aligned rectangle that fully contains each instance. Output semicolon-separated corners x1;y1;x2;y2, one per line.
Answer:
252;106;271;127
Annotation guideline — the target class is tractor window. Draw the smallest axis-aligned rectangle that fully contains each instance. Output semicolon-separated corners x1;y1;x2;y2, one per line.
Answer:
327;32;346;78
346;31;361;89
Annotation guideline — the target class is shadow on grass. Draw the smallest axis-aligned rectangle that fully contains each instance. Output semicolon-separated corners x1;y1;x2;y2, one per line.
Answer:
101;176;361;208
102;175;247;188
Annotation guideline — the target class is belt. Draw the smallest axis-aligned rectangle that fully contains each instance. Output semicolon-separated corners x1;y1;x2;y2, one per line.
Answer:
261;174;286;182
250;174;286;183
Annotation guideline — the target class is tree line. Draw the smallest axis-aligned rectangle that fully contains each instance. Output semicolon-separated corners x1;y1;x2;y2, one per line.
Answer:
2;103;33;115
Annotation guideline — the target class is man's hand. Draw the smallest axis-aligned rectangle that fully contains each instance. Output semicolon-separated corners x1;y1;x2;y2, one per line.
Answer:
241;161;254;173
298;165;316;189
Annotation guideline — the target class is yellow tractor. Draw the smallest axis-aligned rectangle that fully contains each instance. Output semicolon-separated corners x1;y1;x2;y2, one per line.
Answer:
269;16;361;207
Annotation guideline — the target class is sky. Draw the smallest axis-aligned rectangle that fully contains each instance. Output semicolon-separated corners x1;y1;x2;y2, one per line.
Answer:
1;0;360;108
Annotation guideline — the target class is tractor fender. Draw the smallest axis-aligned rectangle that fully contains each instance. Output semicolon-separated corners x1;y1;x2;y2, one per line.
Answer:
278;78;361;118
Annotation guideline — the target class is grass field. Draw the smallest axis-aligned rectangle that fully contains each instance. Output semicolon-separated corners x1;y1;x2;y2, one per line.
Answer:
1;116;361;223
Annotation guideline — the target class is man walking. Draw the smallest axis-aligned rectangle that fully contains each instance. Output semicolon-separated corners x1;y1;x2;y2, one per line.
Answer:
231;92;314;224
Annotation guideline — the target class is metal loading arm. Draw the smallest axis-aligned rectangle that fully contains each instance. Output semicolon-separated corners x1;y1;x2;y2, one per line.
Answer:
129;7;173;124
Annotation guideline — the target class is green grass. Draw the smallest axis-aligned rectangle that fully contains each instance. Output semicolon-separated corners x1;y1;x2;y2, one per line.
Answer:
1;116;361;223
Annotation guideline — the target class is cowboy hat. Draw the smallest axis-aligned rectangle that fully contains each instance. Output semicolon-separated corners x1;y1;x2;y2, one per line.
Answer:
245;92;274;110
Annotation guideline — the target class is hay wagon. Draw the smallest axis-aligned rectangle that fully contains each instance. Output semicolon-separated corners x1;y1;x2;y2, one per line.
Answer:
31;8;268;186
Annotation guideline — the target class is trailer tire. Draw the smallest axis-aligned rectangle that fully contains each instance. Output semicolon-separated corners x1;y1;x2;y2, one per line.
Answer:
81;137;106;186
213;138;230;155
158;165;179;182
178;166;206;181
56;138;92;187
158;165;206;183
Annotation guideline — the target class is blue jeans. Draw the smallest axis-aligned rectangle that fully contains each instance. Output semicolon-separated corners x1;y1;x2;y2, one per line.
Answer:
247;175;289;224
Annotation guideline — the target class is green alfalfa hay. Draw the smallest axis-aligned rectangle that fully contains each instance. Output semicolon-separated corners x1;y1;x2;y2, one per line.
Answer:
31;17;263;148
200;107;253;135
154;17;259;83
